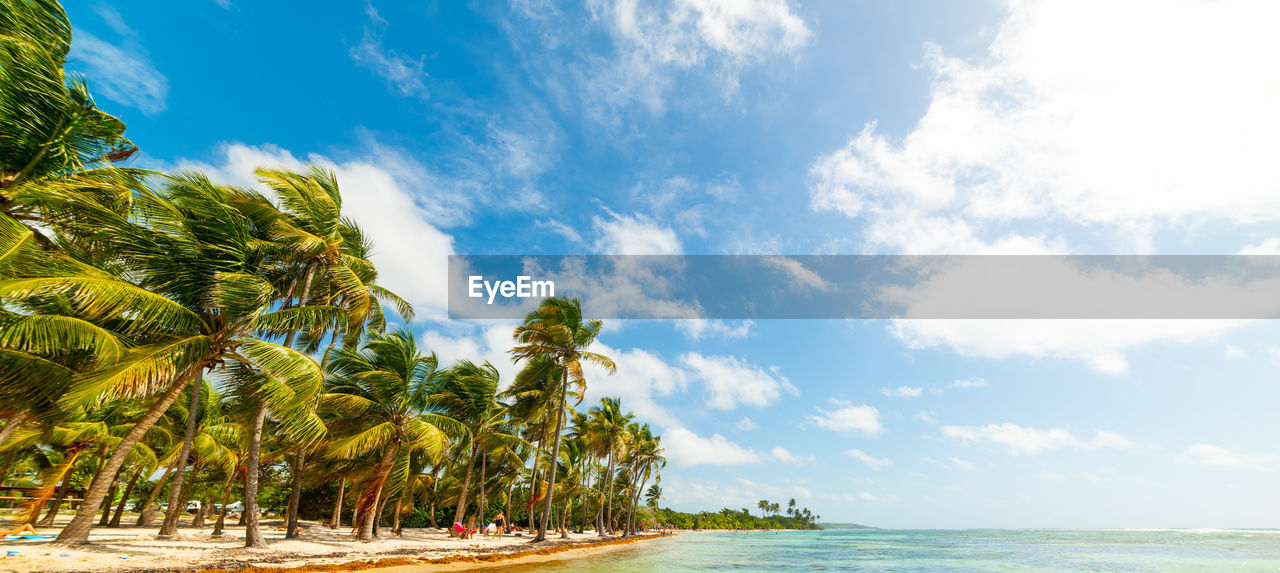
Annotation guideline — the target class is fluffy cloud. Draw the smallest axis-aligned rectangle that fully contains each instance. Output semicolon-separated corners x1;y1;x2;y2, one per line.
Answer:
71;6;168;115
941;423;1137;455
810;0;1280;251
807;399;884;437
663;427;806;467
733;417;757;431
881;386;923;398
892;319;1247;375
844;449;893;470
681;353;797;410
673;319;755;341
593;211;683;255
1181;444;1278;469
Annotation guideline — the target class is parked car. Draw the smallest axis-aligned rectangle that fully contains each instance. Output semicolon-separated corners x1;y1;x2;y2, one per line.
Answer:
214;501;244;514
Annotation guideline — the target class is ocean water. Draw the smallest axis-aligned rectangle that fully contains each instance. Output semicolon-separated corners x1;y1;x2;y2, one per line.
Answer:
498;529;1280;572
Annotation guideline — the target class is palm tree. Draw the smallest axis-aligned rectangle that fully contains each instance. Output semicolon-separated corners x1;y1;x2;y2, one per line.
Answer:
509;297;615;542
787;498;796;516
433;360;522;532
587;397;632;536
0;0;142;231
24;173;331;546
227;166;410;546
321;329;453;541
757;499;770;519
645;484;662;509
622;423;663;536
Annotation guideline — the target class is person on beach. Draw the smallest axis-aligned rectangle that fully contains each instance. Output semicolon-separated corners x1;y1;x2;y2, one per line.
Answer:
492;512;505;540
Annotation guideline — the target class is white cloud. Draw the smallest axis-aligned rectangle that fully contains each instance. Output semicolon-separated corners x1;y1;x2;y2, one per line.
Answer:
770;446;812;465
892;319;1247;375
673;319;755;341
1181;444;1278;469
733;416;757;431
762;256;835;292
941;423;1137;455
662;427;762;467
807;399;884;437
951;377;989;389
71;7;168;115
214;0;232;8
419;323;521;388
680;352;797;410
949;457;977;471
170;142;456;318
809;1;1280;251
581;0;811;112
844;449;893;470
661;474;817;509
1224;344;1246;359
593;211;682;255
581;341;689;428
536;219;583;243
350;2;429;98
1238;238;1280;255
881;386;923;398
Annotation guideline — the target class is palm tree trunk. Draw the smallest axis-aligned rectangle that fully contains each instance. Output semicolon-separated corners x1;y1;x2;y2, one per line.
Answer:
602;450;615;536
533;370;569;543
373;496;386;537
504;480;513;533
98;483;118;526
243;403;269;547
478;450;487;524
53;371;197;546
356;446;396;541
329;478;344;528
37;478;71;526
451;443;479;531
245;261;316;547
0;411;31;449
392;492;403;536
428;473;438;529
137;462;177;526
211;471;236;536
160;373;203;536
285;449;305;538
109;468;142;527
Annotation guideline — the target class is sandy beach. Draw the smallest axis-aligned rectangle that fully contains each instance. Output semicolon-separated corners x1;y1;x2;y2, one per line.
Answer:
0;516;670;573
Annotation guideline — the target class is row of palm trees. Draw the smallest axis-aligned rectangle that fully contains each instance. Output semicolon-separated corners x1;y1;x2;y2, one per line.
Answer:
0;0;665;547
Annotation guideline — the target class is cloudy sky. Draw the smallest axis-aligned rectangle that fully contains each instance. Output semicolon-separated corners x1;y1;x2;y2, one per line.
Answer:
65;0;1280;528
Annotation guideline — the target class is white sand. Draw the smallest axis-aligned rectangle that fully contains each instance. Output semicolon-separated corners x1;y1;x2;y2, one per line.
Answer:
0;513;650;573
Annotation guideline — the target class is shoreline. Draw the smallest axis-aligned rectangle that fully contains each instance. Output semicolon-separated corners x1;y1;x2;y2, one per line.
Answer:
0;520;672;573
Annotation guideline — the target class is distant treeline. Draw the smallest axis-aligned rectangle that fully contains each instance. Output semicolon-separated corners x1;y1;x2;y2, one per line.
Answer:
651;505;823;530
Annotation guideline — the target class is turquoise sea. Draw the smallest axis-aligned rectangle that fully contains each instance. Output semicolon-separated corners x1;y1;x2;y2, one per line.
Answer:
500;529;1280;572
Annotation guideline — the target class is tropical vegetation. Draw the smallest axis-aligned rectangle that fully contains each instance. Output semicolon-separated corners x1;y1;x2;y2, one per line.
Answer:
0;0;826;549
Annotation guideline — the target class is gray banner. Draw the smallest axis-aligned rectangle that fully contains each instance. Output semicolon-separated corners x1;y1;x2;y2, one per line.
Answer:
447;255;1280;319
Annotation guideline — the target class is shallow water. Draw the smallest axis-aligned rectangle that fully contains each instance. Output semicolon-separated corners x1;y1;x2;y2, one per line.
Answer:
496;529;1280;572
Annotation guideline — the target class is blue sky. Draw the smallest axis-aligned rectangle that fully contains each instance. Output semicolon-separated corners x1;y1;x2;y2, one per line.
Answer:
63;0;1280;528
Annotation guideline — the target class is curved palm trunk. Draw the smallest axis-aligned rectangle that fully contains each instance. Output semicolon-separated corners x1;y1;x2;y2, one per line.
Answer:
54;374;194;545
533;371;568;543
451;443;479;532
37;477;72;527
355;446;397;541
109;468;142;527
285;449;305;538
243;403;269;547
160;374;203;536
137;462;177;526
329;478;344;528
